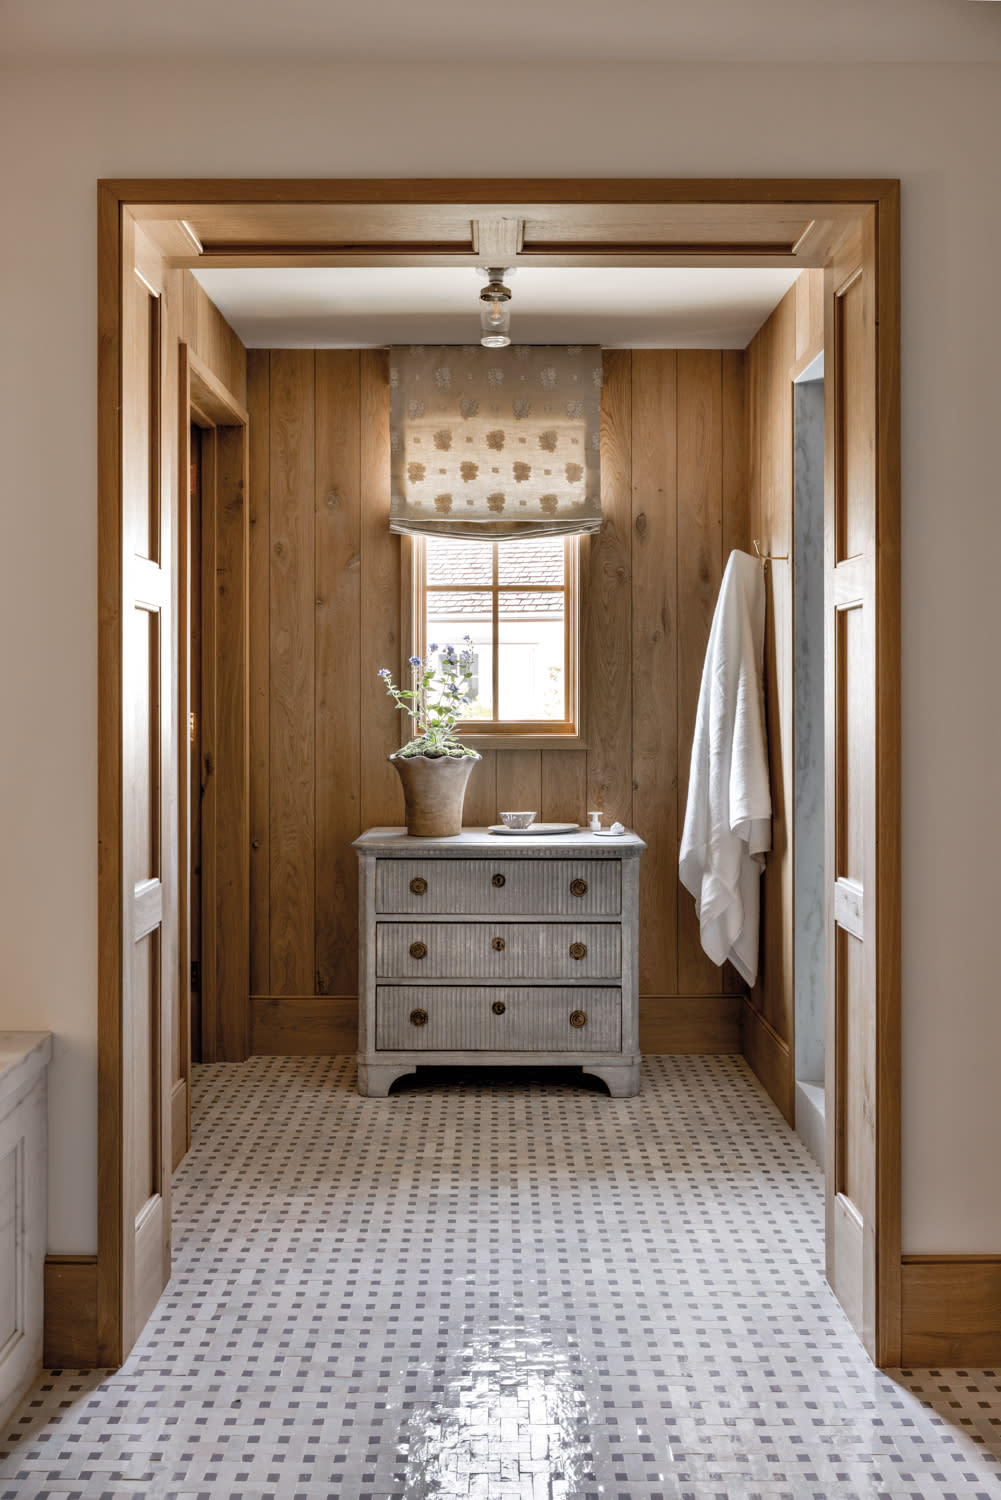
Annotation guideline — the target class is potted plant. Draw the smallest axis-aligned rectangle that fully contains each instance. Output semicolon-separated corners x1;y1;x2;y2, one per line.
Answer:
378;639;481;837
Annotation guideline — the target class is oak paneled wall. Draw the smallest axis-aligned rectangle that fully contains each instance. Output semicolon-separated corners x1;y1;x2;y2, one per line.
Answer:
246;349;748;1055
745;270;823;1119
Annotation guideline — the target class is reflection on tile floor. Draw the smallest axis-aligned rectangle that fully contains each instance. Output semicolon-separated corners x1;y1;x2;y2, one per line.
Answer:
2;1054;1000;1498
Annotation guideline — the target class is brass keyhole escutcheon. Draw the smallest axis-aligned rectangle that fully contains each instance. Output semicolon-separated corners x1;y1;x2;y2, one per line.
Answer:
491;936;506;952
409;940;428;960
569;941;587;960
570;878;588;897
569;1010;587;1028
410;1008;429;1027
409;876;428;896
492;1000;506;1016
491;873;506;888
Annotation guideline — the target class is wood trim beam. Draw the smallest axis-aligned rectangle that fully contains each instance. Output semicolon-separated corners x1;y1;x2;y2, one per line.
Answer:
900;1257;1001;1367
874;180;902;1371
741;998;794;1123
103;178;902;207
44;1255;99;1368
97;180;125;1369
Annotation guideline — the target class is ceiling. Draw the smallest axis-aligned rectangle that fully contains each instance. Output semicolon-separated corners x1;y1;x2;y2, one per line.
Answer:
3;0;1000;63
190;265;803;350
135;187;861;349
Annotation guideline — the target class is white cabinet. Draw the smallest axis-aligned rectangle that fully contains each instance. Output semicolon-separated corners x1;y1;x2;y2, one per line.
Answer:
354;828;644;1097
0;1032;52;1428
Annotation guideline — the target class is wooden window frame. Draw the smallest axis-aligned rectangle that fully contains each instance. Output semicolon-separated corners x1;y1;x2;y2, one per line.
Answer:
402;534;586;749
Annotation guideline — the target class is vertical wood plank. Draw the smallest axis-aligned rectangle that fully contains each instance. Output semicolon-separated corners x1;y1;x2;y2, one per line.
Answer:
540;749;586;825
199;432;218;1055
212;423;250;1058
721;349;749;995
631;350;678;997
461;749;498;828
587;351;632;828
359;350;405;829
496;750;542;818
246;351;270;997
315;352;361;997
676;349;725;995
269;350;316;995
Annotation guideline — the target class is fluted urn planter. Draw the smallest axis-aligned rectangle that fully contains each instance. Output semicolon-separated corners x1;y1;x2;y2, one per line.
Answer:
389;751;481;837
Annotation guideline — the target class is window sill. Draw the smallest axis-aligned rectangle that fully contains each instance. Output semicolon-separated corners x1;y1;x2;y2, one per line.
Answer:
458;731;587;751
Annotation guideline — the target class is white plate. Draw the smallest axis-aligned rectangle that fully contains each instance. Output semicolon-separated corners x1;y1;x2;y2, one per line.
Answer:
487;822;580;836
594;828;628;836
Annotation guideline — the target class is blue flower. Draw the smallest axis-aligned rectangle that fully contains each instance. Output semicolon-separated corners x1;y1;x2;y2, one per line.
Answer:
428;642;438;653
408;655;422;666
377;668;391;678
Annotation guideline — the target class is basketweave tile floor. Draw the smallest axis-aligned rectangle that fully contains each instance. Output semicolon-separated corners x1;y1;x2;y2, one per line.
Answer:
2;1055;1000;1500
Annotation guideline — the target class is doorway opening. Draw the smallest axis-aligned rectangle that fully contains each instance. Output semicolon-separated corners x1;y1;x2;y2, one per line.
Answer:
96;178;900;1369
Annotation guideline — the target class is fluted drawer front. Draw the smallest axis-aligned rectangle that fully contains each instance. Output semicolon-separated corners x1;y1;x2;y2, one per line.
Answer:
377;923;621;980
375;859;619;915
376;987;621;1052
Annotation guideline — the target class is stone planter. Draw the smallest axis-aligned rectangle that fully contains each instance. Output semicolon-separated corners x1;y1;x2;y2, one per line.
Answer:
389;751;481;837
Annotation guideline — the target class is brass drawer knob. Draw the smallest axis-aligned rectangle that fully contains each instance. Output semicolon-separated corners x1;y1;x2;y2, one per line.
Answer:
410;1008;428;1027
569;1010;587;1028
409;940;428;960
409;876;428;895
492;1000;506;1016
491;936;506;952
569;941;587;960
491;872;506;888
570;878;588;897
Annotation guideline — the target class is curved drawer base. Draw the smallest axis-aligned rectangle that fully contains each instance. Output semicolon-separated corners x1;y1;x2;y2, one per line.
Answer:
358;1056;640;1098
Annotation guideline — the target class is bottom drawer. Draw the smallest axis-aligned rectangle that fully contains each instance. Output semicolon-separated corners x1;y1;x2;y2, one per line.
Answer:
375;986;621;1053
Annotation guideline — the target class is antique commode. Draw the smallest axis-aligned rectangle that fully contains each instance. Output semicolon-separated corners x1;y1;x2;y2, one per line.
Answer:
353;827;645;1097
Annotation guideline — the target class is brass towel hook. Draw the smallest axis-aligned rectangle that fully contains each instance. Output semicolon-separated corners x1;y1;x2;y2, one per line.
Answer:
752;538;789;566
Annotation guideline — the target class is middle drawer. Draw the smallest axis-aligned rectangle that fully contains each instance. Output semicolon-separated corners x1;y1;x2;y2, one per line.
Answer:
376;922;621;981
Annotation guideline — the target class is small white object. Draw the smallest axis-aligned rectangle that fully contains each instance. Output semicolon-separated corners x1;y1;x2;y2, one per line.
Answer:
500;810;536;829
588;810;603;832
610;821;625;835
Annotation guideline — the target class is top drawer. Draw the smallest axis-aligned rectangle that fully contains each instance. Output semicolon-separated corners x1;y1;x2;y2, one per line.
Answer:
375;858;620;916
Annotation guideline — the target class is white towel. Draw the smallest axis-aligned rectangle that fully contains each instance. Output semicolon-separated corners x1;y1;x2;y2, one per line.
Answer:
679;549;772;987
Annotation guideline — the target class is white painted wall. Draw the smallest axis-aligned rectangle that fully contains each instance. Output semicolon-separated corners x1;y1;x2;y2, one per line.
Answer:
0;60;998;1253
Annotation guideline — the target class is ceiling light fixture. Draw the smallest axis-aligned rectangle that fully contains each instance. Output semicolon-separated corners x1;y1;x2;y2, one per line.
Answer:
479;267;514;348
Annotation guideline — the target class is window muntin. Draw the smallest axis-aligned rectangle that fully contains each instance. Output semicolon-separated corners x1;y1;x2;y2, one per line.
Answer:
416;534;579;737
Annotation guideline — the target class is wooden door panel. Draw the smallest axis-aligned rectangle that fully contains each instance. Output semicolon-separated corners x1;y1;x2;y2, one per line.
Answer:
106;215;174;1358
824;204;899;1365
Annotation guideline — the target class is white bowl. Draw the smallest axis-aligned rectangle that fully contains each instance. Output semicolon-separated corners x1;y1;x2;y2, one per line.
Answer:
499;811;536;829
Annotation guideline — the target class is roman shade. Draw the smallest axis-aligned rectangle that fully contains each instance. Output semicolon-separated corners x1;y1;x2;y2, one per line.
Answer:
389;344;602;539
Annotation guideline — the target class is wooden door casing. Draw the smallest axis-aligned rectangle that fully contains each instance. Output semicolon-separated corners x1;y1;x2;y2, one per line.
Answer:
98;178;899;1367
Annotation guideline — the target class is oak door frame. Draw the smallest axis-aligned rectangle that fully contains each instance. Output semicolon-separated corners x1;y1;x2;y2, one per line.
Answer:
180;345;251;1071
97;176;900;1365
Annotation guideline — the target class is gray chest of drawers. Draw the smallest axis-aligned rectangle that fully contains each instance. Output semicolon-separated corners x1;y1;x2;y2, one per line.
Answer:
353;827;645;1097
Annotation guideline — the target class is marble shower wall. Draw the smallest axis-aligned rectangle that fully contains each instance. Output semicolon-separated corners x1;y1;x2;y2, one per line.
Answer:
793;371;825;1083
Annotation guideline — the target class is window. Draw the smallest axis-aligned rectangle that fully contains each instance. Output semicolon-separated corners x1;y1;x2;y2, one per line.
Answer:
410;534;582;742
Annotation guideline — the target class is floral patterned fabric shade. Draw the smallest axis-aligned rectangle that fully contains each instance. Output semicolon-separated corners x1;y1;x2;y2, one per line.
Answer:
389;345;603;539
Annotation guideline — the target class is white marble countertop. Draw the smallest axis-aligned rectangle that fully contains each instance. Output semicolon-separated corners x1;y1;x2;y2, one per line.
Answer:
0;1032;53;1111
353;826;646;854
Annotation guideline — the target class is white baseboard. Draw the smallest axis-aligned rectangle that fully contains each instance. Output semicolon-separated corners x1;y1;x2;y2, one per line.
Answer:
795;1078;825;1169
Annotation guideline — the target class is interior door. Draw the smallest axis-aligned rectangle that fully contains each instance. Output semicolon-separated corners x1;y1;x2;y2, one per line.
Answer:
99;211;176;1360
824;204;901;1365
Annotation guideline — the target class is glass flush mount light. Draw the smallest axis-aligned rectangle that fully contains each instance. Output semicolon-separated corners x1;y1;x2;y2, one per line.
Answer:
479;267;514;348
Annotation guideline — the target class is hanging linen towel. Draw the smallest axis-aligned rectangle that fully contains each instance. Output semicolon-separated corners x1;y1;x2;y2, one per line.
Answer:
679;548;772;987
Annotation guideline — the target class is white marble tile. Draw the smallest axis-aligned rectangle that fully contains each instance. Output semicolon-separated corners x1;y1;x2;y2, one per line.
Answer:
1;1054;999;1499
